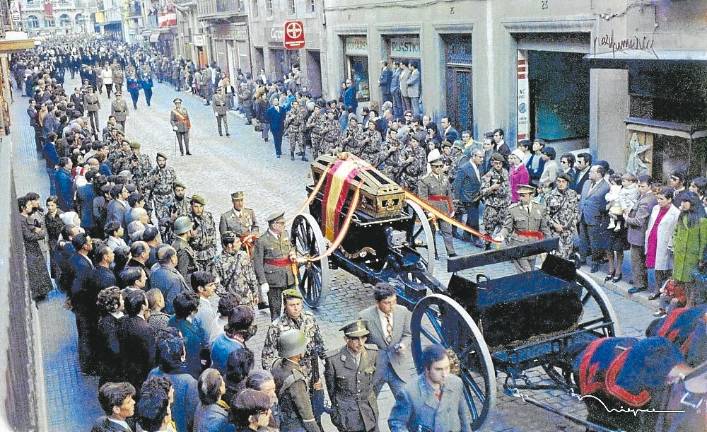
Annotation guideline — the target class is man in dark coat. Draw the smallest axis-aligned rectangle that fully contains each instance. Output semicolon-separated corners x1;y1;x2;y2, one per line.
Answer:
378;61;392;104
118;290;157;390
452;150;485;247
266;97;288;158
90;382;136;432
578;165;610;272
343;78;358;114
70;233;96;374
150;245;189;315
55;157;74;211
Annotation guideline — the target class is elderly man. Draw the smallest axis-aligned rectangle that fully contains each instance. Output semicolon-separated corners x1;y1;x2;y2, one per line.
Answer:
150;245;190;315
218;191;259;240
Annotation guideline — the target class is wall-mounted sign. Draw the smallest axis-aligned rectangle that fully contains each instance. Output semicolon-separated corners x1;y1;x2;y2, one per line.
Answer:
269;26;284;43
284;20;305;50
193;34;205;47
389;36;420;58
344;36;368;56
516;50;530;142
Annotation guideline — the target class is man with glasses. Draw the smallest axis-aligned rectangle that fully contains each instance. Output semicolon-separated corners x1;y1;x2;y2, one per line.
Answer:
325;319;381;432
560;152;577;187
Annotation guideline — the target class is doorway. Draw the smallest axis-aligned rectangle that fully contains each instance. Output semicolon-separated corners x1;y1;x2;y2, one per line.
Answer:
306;50;322;98
443;34;473;133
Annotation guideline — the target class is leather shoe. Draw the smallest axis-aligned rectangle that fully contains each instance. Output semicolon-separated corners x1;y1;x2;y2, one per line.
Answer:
648;292;661;300
627;286;646;294
590;263;600;273
612;274;623;283
604;272;614;282
448;253;457;258
186;152;192;155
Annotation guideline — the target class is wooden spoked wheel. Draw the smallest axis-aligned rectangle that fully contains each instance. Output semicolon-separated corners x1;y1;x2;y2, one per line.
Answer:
291;214;331;308
405;199;436;276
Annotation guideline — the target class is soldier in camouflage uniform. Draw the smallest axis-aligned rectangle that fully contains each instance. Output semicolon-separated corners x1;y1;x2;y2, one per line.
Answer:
188;194;218;272
161;181;191;244
285;100;307;161
359;120;383;165
262;289;327;427
480;152;511;242
149;152;178;234
447;141;467;183
305;105;324;160
319;109;340;156
128;142;153;210
398;132;427;191
340;115;365;157
380;128;403;178
210;231;259;309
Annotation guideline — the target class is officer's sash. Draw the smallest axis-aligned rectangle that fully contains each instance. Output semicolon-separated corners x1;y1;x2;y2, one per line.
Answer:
171;109;191;129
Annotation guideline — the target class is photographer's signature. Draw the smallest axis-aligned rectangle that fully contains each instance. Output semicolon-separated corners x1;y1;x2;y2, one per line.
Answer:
592;30;658;59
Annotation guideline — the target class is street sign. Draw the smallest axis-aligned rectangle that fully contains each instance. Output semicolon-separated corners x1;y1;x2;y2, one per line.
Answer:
284;20;304;50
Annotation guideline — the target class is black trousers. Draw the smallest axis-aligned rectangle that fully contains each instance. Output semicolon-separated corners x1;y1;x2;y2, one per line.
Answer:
75;311;97;373
176;132;190;154
267;285;292;320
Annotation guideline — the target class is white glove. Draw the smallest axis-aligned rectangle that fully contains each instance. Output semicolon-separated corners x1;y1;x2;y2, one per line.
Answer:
260;283;270;297
172;126;178;131
215;112;219;117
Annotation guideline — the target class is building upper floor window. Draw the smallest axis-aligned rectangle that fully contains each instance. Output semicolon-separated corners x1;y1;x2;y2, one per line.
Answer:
288;0;295;14
266;0;273;16
251;0;258;17
59;14;71;27
309;0;315;13
44;17;55;27
27;15;39;28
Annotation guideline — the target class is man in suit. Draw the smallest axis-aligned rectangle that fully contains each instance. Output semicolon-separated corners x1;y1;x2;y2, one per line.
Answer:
626;176;658;295
579;165;610;272
399;62;411;113
254;211;298;319
170;98;192;156
388;344;472;432
406;62;421;116
90;382;136;432
167;292;208;378
343;78;358;115
70;233;97;374
77;170;97;233
358;283;412;401
266;97;288;158
379;60;393;104
453;149;485;247
573;152;592;193
440;117;459;144
107;184;129;229
390;61;403;119
218;190;259;241
324;319;380;432
150;245;190;315
118;289;157;390
70;87;85;117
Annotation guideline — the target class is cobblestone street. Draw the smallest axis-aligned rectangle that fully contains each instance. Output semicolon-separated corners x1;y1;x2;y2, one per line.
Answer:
12;77;658;431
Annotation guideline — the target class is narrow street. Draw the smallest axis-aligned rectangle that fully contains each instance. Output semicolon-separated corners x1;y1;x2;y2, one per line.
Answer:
12;76;657;431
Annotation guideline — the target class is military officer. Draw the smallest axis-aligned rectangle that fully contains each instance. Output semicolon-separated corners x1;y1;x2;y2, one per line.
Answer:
213;87;230;137
218;191;259;239
480;152;511;246
149;152;178;234
210;231;259;309
170;97;192;156
111;61;124;93
418;151;457;257
172;215;197;280
495;184;552;273
111;91;129;131
83;86;100;138
253;211;298;319
285;100;306;161
325;319;380;432
188;194;218;272
271;329;321;432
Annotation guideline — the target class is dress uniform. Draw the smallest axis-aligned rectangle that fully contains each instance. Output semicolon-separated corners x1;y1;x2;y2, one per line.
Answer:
271;329;322;432
170;98;192;155
172;216;197;280
213;89;229;136
325;320;380;432
218;191;259;239
418;152;457;257
83;88;100;137
111;93;129;131
496;184;552;273
253;211;297;320
188;194;218;272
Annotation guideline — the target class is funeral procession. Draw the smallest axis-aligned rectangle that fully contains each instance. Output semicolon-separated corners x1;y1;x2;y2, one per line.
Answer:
0;0;706;431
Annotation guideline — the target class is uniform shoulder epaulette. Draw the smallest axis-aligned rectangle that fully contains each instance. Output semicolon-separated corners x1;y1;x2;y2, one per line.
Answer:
364;343;379;351
325;348;341;359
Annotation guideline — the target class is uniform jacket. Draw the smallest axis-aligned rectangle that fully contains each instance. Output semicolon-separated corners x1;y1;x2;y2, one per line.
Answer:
418;172;453;215
111;99;129;122
645;205;681;271
253;230;296;288
499;201;552;244
358;305;413;383
406;69;421;98
671;215;707;282
172;236;197;280
84;93;100;112
272;358;320;432
218;207;258;237
579;178;610;225
171;107;191;132
118;315;157;389
325;345;380;432
212;93;228;115
388;373;472;432
150;264;190;315
626;192;657;247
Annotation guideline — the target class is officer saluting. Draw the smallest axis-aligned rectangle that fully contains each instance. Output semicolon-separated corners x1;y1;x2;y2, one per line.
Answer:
170;97;192;156
495;184;552;273
325;319;380;432
213;86;230;136
111;91;129;131
271;329;322;432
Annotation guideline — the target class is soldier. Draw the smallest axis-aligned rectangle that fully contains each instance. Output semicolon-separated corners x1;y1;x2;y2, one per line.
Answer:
188;194;217;272
319;109;340;156
213;87;229;137
83;86;100;138
111;91;129;131
218;191;259;239
150;153;178;237
111;61;124;93
495;184;552;273
418;152;457;257
480;152;511;246
324;319;380;432
210;231;259;309
380;128;403;177
170;97;192;156
128;142;153;193
262;289;327;426
160;181;190;244
359;120;383;165
237;82;254;125
271;329;321;432
285;100;306;161
305;104;324;160
398;132;427;192
172;215;197;280
253;211;298;320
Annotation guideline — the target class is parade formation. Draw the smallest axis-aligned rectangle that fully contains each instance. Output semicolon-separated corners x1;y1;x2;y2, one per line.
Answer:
9;34;707;432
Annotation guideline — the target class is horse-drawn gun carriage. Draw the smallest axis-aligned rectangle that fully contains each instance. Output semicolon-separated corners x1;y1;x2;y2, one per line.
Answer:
291;154;622;431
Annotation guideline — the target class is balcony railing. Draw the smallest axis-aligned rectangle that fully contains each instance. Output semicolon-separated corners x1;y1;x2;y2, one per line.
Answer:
197;0;245;19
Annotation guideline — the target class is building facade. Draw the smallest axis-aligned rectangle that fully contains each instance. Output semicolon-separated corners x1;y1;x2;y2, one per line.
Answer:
322;0;707;179
20;0;91;35
197;0;251;80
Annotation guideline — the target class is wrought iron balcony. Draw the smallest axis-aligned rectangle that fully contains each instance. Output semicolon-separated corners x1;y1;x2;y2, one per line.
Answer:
197;0;246;20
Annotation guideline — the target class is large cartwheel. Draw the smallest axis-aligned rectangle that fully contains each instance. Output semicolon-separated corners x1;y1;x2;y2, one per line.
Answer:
405;199;436;276
290;214;331;308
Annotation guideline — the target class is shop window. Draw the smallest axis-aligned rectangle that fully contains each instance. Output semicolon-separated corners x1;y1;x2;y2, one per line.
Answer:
251;0;258;17
288;0;295;14
59;14;71;27
27;15;39;29
347;56;370;102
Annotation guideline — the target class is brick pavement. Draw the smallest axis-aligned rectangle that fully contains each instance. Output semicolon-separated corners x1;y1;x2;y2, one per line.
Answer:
12;75;658;431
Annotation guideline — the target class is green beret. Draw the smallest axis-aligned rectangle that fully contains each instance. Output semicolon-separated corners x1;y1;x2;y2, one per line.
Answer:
129;142;141;150
173;181;186;189
156;152;167;160
191;194;206;205
282;288;303;300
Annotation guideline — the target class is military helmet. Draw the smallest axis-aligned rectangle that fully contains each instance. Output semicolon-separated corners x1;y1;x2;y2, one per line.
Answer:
173;216;194;235
278;329;307;358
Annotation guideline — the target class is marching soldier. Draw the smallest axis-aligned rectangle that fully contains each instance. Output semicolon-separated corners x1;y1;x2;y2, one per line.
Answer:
218;191;259;246
480;152;511;246
188;194;218;272
359;120;383;165
320;109;340;156
418;151;457;257
495;184;552;273
170;97;192;156
83;86;100;138
285;100;306;161
111;91;129;131
253;211;298;320
213;87;230;137
325;319;380;432
398;132;427;192
172;215;197;280
271;329;321;432
305;104;324;160
340;115;365;157
210;231;259;310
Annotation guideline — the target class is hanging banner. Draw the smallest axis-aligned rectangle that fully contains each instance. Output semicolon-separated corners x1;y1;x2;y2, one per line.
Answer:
43;0;54;18
517;50;530;142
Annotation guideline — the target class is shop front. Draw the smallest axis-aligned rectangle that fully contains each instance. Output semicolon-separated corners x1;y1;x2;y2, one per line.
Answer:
343;36;369;102
210;22;251;80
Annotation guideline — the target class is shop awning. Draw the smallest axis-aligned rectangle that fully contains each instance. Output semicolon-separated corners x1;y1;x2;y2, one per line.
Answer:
625;117;707;140
584;50;707;68
149;31;160;43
